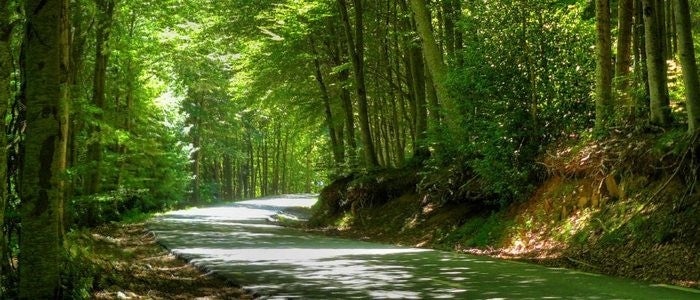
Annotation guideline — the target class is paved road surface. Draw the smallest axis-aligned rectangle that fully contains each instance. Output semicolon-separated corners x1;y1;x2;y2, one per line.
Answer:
149;195;700;299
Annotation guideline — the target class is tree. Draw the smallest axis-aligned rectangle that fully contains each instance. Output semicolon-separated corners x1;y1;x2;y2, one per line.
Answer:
643;0;671;126
0;0;13;282
337;0;379;167
673;0;700;134
19;0;70;297
595;0;613;131
85;0;117;194
408;0;452;122
616;0;634;117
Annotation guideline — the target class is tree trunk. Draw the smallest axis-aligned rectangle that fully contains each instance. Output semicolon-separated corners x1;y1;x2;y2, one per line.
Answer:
20;0;70;297
337;0;379;167
272;125;281;194
673;0;700;133
643;0;671;126
634;0;650;117
0;0;13;280
329;22;357;163
595;0;613;131
408;0;452;118
262;135;269;196
616;0;635;118
311;37;344;165
190;96;203;203
223;154;233;200
86;0;116;194
408;37;428;158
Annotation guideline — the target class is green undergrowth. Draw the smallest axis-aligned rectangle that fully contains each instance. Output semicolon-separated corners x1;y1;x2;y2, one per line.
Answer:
308;128;700;288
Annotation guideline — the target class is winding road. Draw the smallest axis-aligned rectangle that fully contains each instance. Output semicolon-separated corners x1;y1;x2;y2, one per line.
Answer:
149;195;700;299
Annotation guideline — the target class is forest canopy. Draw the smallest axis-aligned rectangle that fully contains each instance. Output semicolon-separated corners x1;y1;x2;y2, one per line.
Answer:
1;0;700;298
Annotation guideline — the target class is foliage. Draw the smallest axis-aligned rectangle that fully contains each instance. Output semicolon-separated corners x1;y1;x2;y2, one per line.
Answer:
439;212;512;248
426;1;596;204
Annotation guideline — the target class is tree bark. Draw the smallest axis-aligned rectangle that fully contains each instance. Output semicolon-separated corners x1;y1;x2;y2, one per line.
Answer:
0;0;12;280
311;37;344;165
595;0;613;131
337;0;379;167
86;0;116;194
616;0;635;117
329;21;357;164
673;0;700;133
643;0;671;126
20;0;71;297
223;154;233;200
408;0;452;119
633;0;650;117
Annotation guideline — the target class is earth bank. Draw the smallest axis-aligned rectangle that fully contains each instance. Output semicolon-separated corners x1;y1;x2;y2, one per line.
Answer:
307;131;700;289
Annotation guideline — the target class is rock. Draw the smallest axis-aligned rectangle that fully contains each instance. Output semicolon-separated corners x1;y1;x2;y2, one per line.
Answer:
117;291;129;300
605;174;620;199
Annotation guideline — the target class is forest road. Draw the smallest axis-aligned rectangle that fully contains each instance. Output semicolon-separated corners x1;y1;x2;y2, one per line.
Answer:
149;195;700;299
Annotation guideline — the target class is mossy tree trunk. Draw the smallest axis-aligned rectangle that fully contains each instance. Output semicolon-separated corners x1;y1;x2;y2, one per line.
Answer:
673;0;700;134
0;0;13;281
408;0;452;125
595;0;613;131
19;0;71;298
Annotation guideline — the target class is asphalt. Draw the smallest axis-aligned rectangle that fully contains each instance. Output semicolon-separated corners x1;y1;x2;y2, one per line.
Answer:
149;195;700;299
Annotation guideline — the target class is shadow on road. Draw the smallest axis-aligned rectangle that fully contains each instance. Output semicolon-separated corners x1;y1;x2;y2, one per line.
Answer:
149;195;700;299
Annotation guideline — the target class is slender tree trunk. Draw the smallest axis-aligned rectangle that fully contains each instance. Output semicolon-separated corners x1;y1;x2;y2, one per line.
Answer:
441;0;455;57
634;0;650;117
272;125;280;194
86;0;116;194
337;0;379;167
20;0;71;297
262;135;269;196
248;133;255;198
673;0;700;133
282;132;289;193
669;0;677;54
190;96;203;203
616;0;635;118
311;37;344;165
408;41;428;158
408;0;452;117
223;154;233;200
66;3;88;202
329;22;357;163
643;0;671;125
595;0;614;131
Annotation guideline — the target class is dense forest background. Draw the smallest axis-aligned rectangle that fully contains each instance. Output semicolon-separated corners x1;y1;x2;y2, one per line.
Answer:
1;0;700;298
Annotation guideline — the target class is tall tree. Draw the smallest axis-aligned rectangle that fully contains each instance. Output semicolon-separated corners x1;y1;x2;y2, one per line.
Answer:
616;0;634;117
310;37;344;165
20;0;71;297
643;0;671;126
86;0;116;194
673;0;700;133
408;0;451;118
595;0;613;130
337;0;379;167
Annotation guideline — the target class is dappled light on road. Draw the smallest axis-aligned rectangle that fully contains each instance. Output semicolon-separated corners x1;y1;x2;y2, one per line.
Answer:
149;195;700;299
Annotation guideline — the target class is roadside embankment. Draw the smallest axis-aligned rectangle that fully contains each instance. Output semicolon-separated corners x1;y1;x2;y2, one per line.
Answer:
307;130;700;289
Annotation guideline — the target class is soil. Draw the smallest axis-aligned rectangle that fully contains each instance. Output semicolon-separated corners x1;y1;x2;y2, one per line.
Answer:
306;129;700;290
76;222;251;299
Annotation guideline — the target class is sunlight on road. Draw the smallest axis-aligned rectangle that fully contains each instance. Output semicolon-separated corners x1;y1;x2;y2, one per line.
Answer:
149;195;700;299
